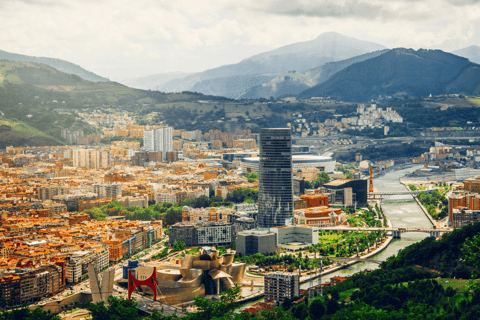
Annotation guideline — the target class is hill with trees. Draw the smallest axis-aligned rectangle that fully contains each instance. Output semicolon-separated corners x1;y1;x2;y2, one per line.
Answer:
0;49;108;82
297;48;480;102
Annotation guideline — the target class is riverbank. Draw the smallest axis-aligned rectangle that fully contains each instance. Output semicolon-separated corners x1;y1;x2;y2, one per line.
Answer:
399;180;439;227
299;235;394;284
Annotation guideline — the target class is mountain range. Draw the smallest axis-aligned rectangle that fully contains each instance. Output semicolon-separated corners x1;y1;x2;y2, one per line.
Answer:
297;48;480;102
0;33;479;102
238;49;389;100
151;32;388;97
118;34;479;101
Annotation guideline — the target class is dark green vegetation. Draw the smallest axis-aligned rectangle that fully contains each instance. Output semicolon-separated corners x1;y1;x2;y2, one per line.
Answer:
416;189;449;220
337;143;429;162
235;252;332;270
83;188;258;226
0;306;60;320
304;172;330;189
281;222;480;320
297;48;480;102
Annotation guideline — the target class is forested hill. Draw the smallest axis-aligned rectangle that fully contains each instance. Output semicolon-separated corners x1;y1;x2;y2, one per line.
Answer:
0;49;108;82
383;222;480;277
297;48;480;102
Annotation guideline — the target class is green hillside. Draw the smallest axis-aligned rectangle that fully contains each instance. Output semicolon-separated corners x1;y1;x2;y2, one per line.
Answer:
0;118;63;148
298;48;480;102
0;49;108;82
0;60;235;147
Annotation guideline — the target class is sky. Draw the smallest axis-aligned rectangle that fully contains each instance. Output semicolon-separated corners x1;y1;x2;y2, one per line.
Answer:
0;0;479;80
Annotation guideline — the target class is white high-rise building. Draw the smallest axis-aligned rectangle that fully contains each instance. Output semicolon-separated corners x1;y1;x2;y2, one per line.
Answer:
163;126;173;153
143;127;173;160
143;130;154;151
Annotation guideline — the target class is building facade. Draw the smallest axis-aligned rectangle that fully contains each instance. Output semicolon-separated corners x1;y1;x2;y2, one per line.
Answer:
258;128;293;228
264;272;299;305
236;230;277;257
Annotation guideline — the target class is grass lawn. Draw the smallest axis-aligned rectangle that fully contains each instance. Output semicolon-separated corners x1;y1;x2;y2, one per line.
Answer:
399;278;479;293
437;278;479;293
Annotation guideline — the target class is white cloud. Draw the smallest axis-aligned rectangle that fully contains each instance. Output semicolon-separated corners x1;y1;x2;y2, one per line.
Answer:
0;0;478;79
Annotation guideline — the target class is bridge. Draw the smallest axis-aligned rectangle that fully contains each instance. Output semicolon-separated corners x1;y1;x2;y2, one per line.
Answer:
329;256;383;264
369;190;431;196
318;226;453;239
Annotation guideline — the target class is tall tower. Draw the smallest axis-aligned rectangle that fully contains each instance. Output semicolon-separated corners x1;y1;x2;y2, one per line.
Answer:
182;206;189;222
369;167;374;193
258;128;293;228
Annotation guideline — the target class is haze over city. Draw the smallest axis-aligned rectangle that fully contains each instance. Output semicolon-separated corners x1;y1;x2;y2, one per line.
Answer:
1;0;480;79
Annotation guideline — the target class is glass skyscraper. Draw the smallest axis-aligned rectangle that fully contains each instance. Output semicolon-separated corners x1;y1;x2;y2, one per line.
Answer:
258;128;293;228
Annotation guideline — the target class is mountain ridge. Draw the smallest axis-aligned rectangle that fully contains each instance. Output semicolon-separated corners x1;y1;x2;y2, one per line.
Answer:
160;32;387;94
239;49;390;100
0;49;108;82
297;48;480;102
452;45;480;64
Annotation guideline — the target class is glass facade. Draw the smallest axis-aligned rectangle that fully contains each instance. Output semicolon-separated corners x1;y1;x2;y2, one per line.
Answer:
258;128;293;228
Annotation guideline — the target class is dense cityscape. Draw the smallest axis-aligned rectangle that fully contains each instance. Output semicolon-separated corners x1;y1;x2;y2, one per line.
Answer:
3;108;480;319
2;0;480;319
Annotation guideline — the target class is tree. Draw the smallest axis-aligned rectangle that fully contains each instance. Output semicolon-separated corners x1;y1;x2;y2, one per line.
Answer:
309;299;325;320
0;307;61;320
173;241;186;252
461;233;480;269
86;296;140;320
188;285;241;320
314;172;330;187
164;208;182;226
246;171;259;183
291;302;308;320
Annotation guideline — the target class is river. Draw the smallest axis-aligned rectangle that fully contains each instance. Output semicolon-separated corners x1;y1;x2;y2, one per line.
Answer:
300;165;433;289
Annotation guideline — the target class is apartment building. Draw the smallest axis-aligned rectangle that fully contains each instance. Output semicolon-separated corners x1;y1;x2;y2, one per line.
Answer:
264;272;299;305
93;183;122;199
169;221;235;247
72;149;110;169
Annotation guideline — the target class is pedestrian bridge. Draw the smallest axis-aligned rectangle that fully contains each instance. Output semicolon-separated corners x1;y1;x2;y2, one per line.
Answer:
369;190;431;196
329;256;383;265
318;226;452;239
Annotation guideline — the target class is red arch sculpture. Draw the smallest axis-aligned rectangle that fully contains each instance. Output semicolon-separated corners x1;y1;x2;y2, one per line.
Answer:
128;267;157;301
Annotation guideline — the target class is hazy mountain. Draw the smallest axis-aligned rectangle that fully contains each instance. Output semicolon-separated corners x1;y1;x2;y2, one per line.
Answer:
239;49;389;100
119;71;193;90
0;49;107;82
160;32;387;94
452;45;480;64
0;60;91;86
190;74;277;99
297;48;480;102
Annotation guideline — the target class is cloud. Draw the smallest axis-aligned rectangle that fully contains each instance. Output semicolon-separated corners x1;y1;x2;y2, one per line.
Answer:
0;0;478;79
